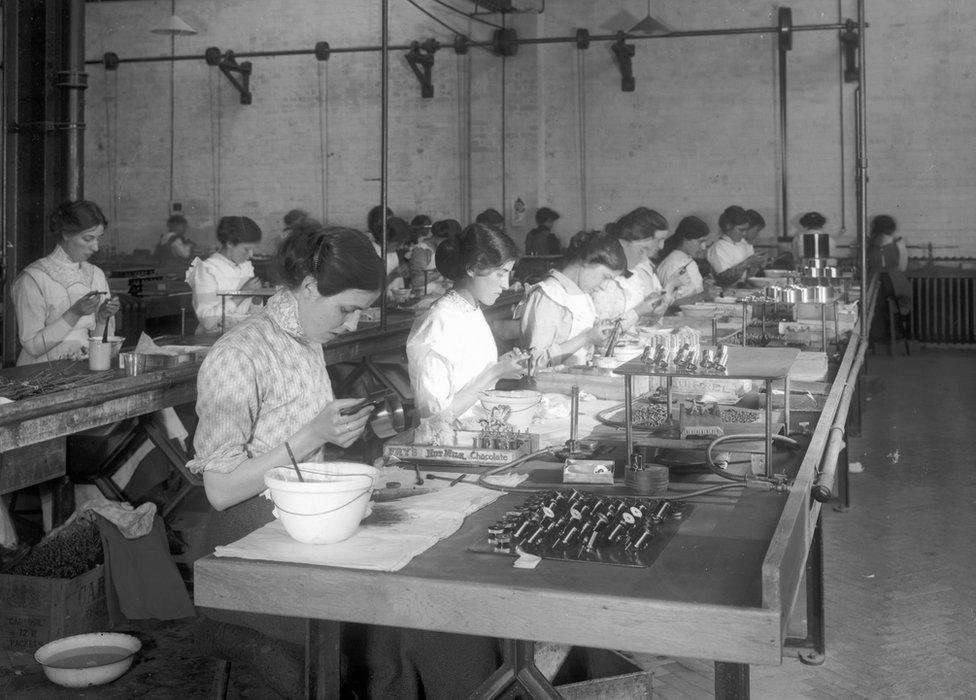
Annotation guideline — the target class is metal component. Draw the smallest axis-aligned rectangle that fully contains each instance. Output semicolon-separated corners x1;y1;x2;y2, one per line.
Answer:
205;47;252;104
575;28;590;50
405;41;435;98
603;319;623;358
611;33;636;92
491;27;519;56
314;41;331;61
778;6;793;241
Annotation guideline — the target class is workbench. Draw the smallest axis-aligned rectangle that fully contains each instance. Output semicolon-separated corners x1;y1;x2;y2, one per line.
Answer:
193;286;871;699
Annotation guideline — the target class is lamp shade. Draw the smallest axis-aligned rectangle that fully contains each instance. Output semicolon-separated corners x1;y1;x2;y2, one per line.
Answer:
150;14;197;36
629;14;672;36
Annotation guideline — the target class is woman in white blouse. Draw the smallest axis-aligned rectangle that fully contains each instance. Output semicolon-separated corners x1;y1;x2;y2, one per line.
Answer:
706;205;761;284
656;215;711;306
520;231;626;368
590;207;673;327
406;222;528;419
12;200;120;365
185;216;265;334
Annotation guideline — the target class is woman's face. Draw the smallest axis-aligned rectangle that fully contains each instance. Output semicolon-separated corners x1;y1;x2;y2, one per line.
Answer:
60;224;104;263
724;224;748;243
466;260;515;306
621;231;667;268
296;280;378;344
680;237;706;256
224;242;257;265
578;264;620;293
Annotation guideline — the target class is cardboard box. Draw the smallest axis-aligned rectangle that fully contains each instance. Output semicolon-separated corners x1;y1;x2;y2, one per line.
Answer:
0;565;106;652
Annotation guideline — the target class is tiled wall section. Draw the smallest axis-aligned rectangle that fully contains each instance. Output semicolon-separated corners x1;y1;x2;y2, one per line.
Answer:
83;1;974;260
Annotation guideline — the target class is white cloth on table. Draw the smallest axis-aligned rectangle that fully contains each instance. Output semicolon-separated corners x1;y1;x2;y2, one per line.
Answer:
215;480;521;571
11;246;112;365
707;235;748;275
406;290;498;419
590;258;663;325
187;289;334;475
656;250;704;300
185;252;257;334
520;270;597;367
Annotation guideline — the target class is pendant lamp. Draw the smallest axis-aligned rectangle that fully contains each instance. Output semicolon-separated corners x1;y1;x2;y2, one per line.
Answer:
150;14;197;36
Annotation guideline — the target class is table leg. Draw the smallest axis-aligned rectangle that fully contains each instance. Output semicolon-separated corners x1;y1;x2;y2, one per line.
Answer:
784;375;791;438
624;376;633;460
714;661;749;699
305;619;341;700
764;379;772;477
469;639;561;700
799;514;826;664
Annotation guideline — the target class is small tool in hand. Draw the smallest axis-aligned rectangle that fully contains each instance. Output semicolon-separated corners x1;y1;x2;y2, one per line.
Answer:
426;473;468;486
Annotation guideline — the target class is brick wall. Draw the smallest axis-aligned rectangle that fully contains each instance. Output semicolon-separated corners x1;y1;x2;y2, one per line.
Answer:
83;1;974;260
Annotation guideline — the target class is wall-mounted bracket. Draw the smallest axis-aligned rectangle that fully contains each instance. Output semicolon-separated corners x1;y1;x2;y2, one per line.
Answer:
611;33;635;92
205;46;253;105
840;19;860;83
778;7;794;51
405;41;436;98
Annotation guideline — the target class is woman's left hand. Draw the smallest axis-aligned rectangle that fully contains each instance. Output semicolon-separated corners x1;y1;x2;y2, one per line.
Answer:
96;296;120;323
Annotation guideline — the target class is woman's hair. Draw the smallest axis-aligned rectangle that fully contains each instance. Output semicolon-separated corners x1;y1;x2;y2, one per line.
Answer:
434;222;517;281
659;216;710;259
565;230;626;272
745;209;766;229
474;208;505;228
870;214;897;238
283;209;309;229
49;200;107;237
367;205;394;242
605;207;669;242
410;214;432;230
535;207;560;226
799;211;826;229
275;221;384;295
431;218;462;239
216;216;262;245
717;206;749;232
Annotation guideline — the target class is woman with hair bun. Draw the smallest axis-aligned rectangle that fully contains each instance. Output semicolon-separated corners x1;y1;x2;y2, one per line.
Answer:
706;205;763;283
520;230;626;368
656;215;711;304
406;222;528;419
187;222;384;696
590;206;674;327
186;215;266;333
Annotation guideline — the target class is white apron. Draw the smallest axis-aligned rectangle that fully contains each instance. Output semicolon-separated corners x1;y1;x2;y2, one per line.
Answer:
535;273;597;366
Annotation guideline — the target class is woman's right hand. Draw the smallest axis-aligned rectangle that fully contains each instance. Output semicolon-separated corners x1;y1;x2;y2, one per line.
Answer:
240;276;264;293
308;398;373;448
65;292;103;323
495;348;530;380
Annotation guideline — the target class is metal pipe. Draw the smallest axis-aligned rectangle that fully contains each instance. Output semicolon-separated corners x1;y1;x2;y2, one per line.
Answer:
777;16;789;242
83;21;863;66
63;0;87;201
814;337;867;500
856;0;868;335
380;0;389;333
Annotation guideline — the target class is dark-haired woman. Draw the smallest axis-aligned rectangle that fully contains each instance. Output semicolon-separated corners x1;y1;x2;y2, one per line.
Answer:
591;207;672;326
407;222;527;419
187;223;383;696
409;218;459;296
520;231;625;368
186;215;265;333
11;200;120;365
656;216;711;305
706;205;760;284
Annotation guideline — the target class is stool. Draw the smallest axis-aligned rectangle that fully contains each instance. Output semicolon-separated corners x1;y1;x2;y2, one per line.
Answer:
885;297;911;356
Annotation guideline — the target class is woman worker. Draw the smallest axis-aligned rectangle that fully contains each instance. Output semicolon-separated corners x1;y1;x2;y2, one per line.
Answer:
656;215;711;306
11;200;120;364
706;205;761;285
409;218;459;296
186;216;265;334
590;207;673;327
187;223;382;696
407;222;528;419
520;230;626;368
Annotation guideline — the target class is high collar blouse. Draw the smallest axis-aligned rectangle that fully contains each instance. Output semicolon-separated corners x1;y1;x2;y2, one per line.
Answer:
187;289;334;475
656;249;704;299
406;290;498;419
590;258;663;325
185;251;256;333
11;246;111;365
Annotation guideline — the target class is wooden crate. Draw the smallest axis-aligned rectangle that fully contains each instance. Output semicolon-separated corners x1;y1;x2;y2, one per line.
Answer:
0;565;106;652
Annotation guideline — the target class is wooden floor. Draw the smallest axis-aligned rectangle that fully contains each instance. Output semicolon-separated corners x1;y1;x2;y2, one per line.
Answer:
638;349;976;699
3;349;975;698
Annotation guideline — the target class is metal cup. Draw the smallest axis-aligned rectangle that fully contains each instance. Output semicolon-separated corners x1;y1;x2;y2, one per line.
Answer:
120;352;147;376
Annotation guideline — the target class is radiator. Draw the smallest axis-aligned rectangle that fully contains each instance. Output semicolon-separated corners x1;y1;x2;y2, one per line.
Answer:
909;272;976;344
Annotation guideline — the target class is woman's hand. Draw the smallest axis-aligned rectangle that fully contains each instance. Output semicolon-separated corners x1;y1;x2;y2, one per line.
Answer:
586;319;615;345
67;291;103;320
240;277;264;293
495;348;530;380
308;398;373;448
95;295;120;324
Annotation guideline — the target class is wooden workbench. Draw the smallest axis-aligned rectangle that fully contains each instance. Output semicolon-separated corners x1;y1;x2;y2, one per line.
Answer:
193;289;870;698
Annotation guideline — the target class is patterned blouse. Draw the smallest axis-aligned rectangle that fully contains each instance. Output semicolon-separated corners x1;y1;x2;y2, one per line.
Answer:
187;289;334;475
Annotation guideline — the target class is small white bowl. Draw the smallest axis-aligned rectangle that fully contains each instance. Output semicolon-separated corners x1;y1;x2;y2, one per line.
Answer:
35;632;141;688
480;389;542;411
679;304;720;318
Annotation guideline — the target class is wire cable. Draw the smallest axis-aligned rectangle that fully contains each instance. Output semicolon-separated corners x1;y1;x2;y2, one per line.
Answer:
429;0;503;28
403;0;466;37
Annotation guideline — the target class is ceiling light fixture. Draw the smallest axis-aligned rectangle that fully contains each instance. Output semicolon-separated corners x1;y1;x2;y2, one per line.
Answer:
150;14;197;37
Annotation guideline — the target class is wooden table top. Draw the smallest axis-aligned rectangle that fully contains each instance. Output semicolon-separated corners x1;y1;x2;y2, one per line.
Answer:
614;346;800;380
